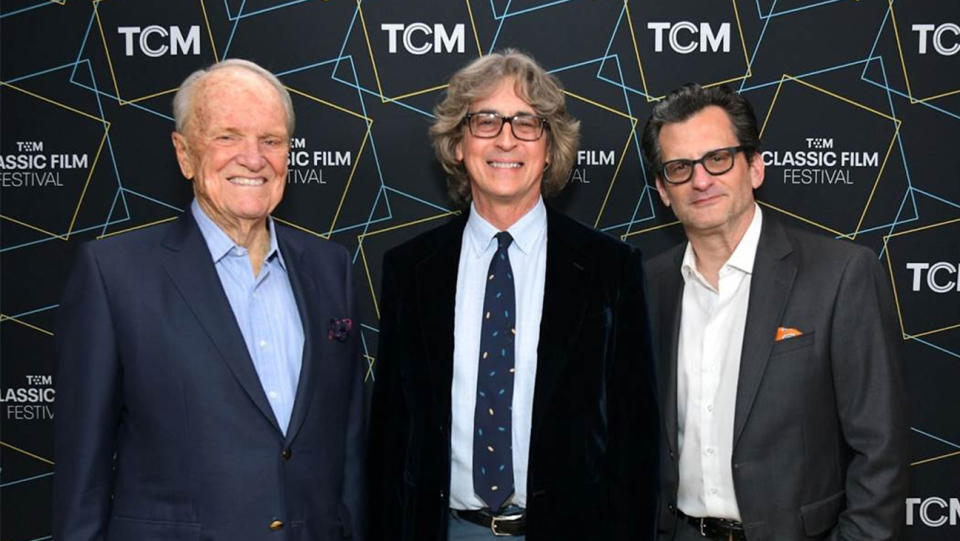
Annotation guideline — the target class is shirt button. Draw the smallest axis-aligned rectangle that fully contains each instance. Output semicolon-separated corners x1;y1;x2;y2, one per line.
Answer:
268;391;278;399
282;448;292;460
710;488;718;495
706;404;713;413
269;520;284;531
706;448;715;455
259;340;268;348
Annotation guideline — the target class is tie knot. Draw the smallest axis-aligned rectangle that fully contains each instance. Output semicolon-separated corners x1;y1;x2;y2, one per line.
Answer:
495;231;513;251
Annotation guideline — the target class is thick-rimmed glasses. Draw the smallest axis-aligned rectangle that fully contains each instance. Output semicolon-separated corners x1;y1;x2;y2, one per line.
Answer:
660;145;750;184
463;112;548;141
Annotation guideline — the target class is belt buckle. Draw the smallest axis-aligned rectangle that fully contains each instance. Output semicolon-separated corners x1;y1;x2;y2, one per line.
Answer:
490;513;521;537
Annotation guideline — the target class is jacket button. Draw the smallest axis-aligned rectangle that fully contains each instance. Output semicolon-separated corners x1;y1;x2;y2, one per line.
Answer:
439;490;446;500
282;448;292;460
733;463;740;469
269;520;284;531
668;503;675;511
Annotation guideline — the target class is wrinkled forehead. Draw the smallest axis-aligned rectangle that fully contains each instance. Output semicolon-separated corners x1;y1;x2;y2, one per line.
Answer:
190;68;286;129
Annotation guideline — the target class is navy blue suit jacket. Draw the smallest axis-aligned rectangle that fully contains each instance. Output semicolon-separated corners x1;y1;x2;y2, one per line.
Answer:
54;212;365;541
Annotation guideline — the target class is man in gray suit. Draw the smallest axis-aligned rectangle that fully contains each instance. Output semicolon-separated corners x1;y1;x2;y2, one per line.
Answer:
642;84;908;541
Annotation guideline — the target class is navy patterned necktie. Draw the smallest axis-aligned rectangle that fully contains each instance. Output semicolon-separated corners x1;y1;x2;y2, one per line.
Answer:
473;231;517;512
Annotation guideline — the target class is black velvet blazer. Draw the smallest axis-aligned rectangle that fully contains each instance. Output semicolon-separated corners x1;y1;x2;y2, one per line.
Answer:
368;206;659;541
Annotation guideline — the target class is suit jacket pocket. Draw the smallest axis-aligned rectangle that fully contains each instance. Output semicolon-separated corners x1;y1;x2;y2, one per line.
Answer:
108;515;201;541
800;489;844;536
770;331;815;356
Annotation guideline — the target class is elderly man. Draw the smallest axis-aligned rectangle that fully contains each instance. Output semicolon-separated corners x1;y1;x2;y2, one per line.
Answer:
642;84;908;540
54;59;365;541
368;50;659;540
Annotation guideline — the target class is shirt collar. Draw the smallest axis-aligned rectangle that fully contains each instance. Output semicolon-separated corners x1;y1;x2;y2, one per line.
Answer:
191;199;285;270
681;203;763;281
465;197;547;258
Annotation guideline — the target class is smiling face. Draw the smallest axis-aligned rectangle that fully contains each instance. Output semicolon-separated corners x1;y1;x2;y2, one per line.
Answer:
455;78;549;217
655;105;764;240
172;67;290;236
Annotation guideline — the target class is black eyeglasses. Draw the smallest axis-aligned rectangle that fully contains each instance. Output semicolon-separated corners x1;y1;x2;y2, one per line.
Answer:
660;145;751;184
463;112;548;141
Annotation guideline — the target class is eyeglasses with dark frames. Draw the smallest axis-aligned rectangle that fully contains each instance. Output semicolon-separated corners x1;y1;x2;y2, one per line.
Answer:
463;112;548;141
660;145;751;185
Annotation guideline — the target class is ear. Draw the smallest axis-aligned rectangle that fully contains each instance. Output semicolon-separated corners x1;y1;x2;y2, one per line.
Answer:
748;152;765;190
455;139;463;162
171;131;195;179
655;177;672;208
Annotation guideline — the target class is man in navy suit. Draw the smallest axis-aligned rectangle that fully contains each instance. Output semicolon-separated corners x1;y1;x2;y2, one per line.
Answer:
54;59;365;541
368;50;659;540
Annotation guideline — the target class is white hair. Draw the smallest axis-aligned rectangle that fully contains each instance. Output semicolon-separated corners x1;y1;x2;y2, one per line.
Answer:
172;58;295;135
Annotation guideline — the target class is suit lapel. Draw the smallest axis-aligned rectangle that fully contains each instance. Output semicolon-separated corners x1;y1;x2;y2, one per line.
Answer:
657;246;685;458
279;232;318;445
161;213;281;432
733;217;796;447
416;217;467;398
531;209;594;438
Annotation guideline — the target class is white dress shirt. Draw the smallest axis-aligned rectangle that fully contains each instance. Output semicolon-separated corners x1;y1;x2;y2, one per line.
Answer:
676;204;763;520
449;198;547;510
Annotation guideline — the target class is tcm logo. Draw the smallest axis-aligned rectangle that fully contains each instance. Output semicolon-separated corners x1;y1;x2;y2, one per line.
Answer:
913;23;959;55
381;23;465;55
906;262;960;293
647;22;731;53
906;497;960;527
117;25;201;57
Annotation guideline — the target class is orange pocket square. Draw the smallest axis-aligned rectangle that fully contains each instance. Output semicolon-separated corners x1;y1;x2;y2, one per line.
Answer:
775;326;803;341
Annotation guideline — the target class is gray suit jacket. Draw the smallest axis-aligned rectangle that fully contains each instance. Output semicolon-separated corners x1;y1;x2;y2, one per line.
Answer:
648;214;908;541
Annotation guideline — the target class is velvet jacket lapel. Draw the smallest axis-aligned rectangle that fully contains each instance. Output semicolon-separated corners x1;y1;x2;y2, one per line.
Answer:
410;208;595;436
531;209;594;439
415;215;467;405
161;212;282;432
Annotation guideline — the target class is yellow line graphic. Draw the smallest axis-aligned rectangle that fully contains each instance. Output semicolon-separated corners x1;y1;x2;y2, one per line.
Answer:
0;441;55;466
912;449;960;467
0;314;54;336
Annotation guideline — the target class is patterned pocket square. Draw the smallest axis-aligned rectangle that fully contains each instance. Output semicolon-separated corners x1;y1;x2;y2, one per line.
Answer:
328;317;353;342
775;326;803;341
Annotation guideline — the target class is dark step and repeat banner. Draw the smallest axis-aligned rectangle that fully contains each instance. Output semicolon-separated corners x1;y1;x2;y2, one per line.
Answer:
1;1;957;539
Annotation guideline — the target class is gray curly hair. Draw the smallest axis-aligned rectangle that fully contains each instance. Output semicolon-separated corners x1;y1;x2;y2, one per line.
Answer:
430;49;581;206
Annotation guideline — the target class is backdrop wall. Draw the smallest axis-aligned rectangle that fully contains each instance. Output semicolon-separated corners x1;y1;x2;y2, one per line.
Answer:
2;1;958;539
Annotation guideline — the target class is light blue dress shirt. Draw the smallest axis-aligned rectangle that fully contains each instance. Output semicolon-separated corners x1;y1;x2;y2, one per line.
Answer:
449;198;547;510
191;200;304;434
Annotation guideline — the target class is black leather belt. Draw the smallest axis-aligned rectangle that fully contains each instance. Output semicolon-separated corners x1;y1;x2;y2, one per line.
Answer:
676;509;746;540
452;508;526;536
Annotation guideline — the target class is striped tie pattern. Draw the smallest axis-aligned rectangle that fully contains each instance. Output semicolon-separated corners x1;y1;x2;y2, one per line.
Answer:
472;231;517;511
